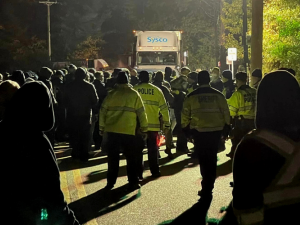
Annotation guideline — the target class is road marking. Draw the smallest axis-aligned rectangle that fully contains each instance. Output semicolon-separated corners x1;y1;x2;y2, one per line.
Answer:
60;171;71;204
73;169;98;225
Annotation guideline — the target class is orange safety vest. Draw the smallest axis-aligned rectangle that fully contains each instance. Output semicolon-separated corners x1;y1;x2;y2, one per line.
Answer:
233;129;300;225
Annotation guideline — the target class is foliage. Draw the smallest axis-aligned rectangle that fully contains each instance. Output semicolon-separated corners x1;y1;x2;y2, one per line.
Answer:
71;35;105;60
221;0;252;64
263;0;300;81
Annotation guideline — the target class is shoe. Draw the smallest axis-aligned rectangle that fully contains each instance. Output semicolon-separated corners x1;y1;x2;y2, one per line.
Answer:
198;190;213;198
230;182;234;187
177;148;189;153
151;172;161;178
127;183;141;191
104;184;114;190
167;153;174;159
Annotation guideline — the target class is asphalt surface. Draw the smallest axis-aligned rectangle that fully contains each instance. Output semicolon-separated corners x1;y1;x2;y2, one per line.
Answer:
55;139;233;225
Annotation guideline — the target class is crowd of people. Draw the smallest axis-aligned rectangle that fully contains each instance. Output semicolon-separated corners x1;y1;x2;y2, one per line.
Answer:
0;64;299;225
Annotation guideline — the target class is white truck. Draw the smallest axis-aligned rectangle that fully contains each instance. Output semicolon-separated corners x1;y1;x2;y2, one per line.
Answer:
132;31;183;73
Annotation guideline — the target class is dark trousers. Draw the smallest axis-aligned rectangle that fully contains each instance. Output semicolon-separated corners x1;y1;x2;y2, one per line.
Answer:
54;107;66;142
231;119;255;155
135;134;146;178
106;132;139;185
93;117;102;149
193;130;222;195
68;116;91;160
147;131;160;175
175;110;188;151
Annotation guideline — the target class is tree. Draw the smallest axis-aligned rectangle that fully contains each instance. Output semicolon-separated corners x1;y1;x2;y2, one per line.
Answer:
71;35;105;60
221;0;252;66
263;0;300;81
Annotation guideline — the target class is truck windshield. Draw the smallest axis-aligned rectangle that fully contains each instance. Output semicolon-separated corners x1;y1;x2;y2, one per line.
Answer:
138;52;177;65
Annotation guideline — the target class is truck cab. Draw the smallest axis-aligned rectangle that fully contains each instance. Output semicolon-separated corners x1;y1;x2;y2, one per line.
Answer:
133;31;183;73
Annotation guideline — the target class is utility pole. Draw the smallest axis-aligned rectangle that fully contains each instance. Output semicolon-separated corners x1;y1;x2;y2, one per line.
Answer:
242;0;249;73
39;0;57;62
251;0;263;87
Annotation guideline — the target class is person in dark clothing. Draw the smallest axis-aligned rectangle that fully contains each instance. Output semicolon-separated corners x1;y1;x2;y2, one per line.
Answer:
0;80;20;121
130;69;139;86
251;68;263;89
106;68;121;91
187;71;199;94
171;67;190;153
210;67;224;92
103;71;111;84
9;70;26;87
93;71;108;150
219;70;300;225
165;66;173;83
64;67;98;161
39;67;57;146
39;67;54;92
221;70;235;99
65;64;77;85
0;81;80;225
152;71;174;105
52;70;66;142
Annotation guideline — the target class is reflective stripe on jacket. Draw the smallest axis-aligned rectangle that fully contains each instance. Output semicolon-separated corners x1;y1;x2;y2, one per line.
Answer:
134;83;170;131
181;84;230;132
99;84;148;135
227;85;256;119
233;129;300;225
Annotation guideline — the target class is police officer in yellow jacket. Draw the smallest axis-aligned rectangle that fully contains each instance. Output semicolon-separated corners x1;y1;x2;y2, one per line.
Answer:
134;71;170;177
182;70;231;199
226;72;256;158
218;71;300;225
99;72;148;190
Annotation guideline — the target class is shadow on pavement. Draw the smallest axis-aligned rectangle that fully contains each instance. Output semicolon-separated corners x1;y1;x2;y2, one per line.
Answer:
216;159;232;178
83;152;190;185
158;197;213;225
68;184;141;224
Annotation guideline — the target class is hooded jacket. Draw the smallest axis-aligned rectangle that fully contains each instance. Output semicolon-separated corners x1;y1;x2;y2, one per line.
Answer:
220;71;300;225
0;81;79;225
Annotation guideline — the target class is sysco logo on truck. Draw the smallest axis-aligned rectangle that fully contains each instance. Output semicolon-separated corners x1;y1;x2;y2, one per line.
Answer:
147;37;168;43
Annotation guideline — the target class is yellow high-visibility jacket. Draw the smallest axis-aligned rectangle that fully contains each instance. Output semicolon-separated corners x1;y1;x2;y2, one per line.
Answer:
134;82;170;131
99;84;148;135
227;85;256;119
182;84;230;132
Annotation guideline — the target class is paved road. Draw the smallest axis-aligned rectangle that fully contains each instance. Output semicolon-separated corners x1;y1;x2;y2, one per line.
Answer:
55;140;233;225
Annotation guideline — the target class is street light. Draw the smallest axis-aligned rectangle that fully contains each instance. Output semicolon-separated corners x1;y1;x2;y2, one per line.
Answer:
39;0;57;62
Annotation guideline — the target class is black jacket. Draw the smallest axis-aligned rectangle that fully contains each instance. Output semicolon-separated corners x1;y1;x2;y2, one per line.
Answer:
64;79;98;119
1;81;79;225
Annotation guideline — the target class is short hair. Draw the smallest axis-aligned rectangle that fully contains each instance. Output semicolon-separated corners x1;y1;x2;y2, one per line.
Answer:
198;70;210;85
139;71;150;83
